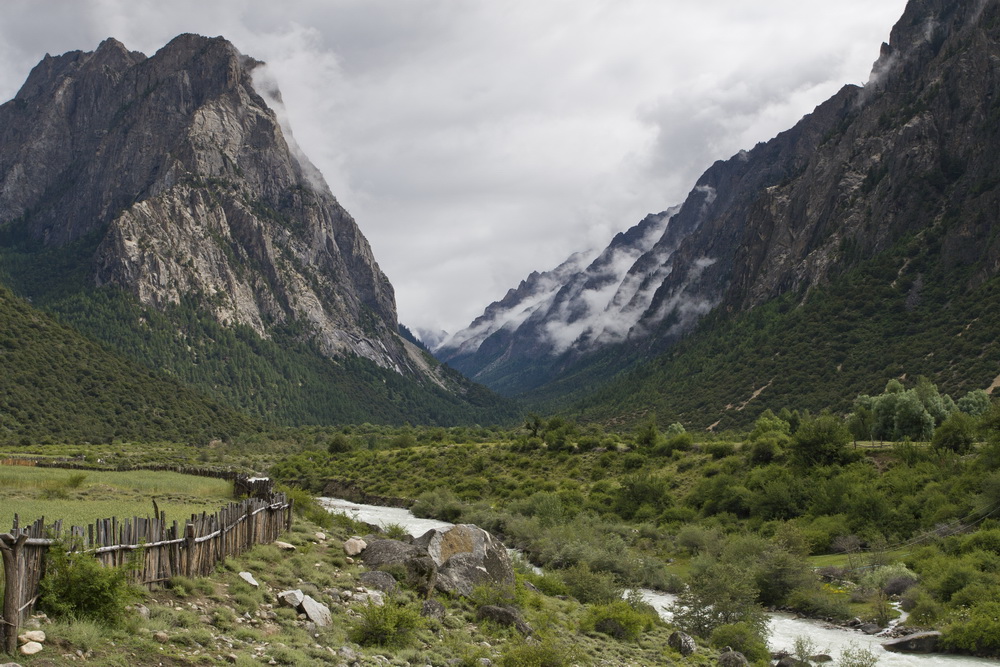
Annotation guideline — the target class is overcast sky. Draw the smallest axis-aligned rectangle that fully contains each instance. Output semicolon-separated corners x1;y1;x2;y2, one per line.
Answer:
0;0;908;334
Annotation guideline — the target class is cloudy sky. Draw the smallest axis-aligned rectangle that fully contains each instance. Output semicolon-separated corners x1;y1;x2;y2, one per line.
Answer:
0;0;908;335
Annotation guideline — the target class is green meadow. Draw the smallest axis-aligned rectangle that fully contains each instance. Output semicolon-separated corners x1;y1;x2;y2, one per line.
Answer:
0;465;234;531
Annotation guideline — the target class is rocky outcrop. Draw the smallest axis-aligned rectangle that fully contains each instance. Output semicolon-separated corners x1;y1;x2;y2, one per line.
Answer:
668;630;697;656
0;35;408;373
360;524;515;598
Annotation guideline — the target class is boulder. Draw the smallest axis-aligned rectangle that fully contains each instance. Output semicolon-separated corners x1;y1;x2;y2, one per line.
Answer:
668;630;697;656
361;539;437;596
19;642;42;656
17;630;45;644
238;571;259;588
882;631;942;653
274;541;296;551
359;570;399;594
421;599;446;621
352;591;385;607
476;605;532;636
860;623;881;635
301;595;332;627
717;649;749;666
344;537;367;556
414;525;514;596
277;589;305;608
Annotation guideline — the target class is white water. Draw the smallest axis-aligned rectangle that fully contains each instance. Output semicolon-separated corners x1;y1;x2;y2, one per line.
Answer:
321;498;998;666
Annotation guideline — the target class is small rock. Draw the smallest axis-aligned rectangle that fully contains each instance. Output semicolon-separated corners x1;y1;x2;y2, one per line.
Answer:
344;537;367;556
274;541;296;551
154;632;169;643
226;654;239;663
302;595;333;627
353;591;385;607
668;630;697;656
421;599;446;620
134;603;151;619
476;605;532;636
18;630;45;644
315;532;327;541
810;655;833;664
345;556;355;564
20;641;44;656
239;571;260;587
277;589;305;608
359;570;399;594
717;649;749;666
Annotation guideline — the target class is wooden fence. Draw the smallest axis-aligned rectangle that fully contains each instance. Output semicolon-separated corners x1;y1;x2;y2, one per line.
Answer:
0;489;291;654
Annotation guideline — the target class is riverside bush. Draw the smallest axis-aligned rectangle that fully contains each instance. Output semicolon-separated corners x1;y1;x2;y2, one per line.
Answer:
709;622;770;663
580;599;656;641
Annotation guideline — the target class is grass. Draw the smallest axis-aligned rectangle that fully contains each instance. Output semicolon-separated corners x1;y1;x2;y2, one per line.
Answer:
0;464;234;530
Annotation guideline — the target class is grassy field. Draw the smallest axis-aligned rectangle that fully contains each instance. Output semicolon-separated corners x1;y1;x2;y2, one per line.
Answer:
0;465;234;531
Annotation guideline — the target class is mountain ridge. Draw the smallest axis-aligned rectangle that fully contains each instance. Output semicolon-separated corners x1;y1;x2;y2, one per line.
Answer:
436;0;1000;423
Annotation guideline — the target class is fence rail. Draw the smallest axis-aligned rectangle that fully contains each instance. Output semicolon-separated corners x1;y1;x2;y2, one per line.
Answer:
0;463;291;655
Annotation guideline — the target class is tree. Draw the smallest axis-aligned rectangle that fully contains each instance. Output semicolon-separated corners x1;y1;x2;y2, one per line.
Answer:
792;414;851;466
933;411;976;454
957;389;991;417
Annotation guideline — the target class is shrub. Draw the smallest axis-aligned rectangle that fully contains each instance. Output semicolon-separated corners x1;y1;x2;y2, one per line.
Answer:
785;585;851;621
838;642;880;667
580;600;656;641
499;635;574;666
39;540;142;626
349;599;424;647
933;411;976;454
941;601;1000;654
411;487;465;522
559;563;622;604
709;622;770;663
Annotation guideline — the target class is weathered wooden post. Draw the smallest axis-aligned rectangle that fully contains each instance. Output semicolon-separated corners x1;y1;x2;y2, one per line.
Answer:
0;533;28;655
184;522;196;578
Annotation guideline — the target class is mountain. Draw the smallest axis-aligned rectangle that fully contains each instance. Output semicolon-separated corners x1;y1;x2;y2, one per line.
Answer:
437;0;1000;425
0;34;518;427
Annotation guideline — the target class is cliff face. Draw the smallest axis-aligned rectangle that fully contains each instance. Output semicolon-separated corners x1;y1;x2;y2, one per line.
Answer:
438;0;1000;394
0;34;407;371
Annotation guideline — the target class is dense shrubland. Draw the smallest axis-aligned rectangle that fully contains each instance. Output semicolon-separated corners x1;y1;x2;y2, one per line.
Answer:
270;383;1000;657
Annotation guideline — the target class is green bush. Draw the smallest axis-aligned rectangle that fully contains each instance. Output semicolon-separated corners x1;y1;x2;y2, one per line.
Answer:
39;541;142;625
941;601;1000;654
499;635;574;666
349;599;424;647
785;585;851;620
559;563;622;604
709;622;770;663
411;487;465;522
580;599;657;641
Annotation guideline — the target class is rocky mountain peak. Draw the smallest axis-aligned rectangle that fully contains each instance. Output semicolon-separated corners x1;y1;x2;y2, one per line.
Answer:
0;35;421;375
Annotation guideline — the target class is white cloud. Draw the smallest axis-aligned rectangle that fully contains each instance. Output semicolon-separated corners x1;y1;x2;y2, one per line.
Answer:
0;0;908;333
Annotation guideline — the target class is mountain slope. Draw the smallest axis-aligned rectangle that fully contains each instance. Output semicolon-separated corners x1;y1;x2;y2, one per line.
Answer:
438;0;1000;422
0;285;258;444
0;35;518;427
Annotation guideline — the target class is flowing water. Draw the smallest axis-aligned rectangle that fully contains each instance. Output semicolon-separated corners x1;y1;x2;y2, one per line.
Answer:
320;497;998;665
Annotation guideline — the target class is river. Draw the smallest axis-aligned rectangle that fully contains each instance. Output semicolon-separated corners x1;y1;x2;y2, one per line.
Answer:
320;497;998;666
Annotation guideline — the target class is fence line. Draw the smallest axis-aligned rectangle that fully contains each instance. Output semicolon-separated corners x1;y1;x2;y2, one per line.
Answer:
0;465;291;654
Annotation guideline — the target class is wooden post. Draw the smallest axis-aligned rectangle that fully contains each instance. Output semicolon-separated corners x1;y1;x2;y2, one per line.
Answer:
0;533;28;656
184;523;196;578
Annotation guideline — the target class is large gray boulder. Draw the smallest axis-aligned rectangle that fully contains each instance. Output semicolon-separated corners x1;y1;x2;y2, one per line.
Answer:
360;538;438;596
414;524;515;597
882;631;942;653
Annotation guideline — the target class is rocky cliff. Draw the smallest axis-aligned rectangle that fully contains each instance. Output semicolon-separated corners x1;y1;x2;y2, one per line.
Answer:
438;0;1000;396
0;34;411;373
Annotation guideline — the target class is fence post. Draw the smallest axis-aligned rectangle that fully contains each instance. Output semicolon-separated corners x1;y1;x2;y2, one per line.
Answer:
184;523;196;578
0;533;28;656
